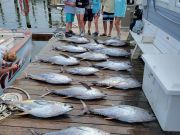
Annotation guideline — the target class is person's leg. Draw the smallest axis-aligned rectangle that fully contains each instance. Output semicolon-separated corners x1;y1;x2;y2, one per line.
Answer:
115;17;121;38
76;14;81;34
108;20;113;36
94;15;99;34
88;21;92;35
79;14;85;33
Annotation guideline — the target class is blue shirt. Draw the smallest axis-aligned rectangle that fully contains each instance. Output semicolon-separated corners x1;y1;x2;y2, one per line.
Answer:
64;0;76;14
114;0;127;17
92;0;101;14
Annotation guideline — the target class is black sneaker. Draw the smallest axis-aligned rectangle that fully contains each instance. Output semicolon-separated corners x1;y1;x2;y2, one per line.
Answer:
88;30;91;35
69;30;76;35
65;32;72;38
92;32;98;37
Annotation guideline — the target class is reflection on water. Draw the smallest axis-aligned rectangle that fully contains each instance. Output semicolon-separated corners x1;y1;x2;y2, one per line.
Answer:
0;0;63;29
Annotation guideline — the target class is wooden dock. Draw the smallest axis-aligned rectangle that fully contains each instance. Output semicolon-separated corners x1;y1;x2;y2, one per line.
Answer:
0;33;178;135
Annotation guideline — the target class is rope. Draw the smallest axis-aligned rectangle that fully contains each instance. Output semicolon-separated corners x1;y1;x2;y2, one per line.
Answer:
19;0;30;16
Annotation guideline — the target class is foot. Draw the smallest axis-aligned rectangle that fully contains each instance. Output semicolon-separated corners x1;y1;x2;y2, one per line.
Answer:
69;30;76;35
80;31;85;37
88;30;91;35
65;32;72;38
107;34;111;37
93;32;99;37
100;33;107;36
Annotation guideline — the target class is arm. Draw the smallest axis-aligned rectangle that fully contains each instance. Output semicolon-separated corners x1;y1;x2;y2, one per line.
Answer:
63;0;75;6
82;0;89;7
0;64;18;74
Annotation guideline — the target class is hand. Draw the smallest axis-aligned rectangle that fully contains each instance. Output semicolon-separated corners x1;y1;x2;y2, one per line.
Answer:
11;64;18;70
101;10;103;15
78;2;82;5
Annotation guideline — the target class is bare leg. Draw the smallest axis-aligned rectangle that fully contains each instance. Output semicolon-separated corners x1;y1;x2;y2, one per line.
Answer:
88;21;92;31
94;15;99;33
103;21;107;35
108;20;114;36
77;14;81;33
79;14;85;33
66;23;69;32
69;22;72;31
115;17;121;38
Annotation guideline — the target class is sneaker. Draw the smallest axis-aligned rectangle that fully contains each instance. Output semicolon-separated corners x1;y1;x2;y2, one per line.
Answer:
69;30;76;35
65;32;72;38
88;30;91;35
80;31;85;37
100;33;107;37
93;32;99;37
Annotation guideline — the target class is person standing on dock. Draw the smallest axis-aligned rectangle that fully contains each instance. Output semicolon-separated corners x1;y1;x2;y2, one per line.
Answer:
76;0;89;37
64;0;76;37
100;0;114;37
92;0;101;37
114;0;127;39
84;0;93;35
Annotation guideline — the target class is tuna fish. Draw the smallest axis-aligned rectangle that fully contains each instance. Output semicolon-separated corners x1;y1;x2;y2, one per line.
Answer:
81;101;155;123
41;83;106;100
10;100;73;118
53;45;87;53
101;38;126;47
31;126;110;135
74;52;108;61
27;73;72;84
93;76;141;89
79;43;105;50
64;67;99;75
94;48;130;57
93;61;132;71
39;54;79;66
61;36;90;44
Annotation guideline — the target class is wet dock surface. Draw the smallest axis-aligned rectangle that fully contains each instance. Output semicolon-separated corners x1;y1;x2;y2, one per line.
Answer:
0;34;179;135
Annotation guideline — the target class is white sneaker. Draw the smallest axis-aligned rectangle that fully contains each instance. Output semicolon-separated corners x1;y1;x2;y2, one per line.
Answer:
80;31;85;37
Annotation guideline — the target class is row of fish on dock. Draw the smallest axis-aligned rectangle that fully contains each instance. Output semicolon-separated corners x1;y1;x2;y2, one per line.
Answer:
0;35;155;135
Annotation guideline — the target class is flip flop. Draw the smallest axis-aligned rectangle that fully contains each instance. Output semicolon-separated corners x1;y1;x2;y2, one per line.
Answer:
100;33;107;36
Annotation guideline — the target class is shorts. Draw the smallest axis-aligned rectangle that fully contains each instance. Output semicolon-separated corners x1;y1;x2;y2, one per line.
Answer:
103;12;114;21
76;7;85;14
84;9;94;21
66;13;75;23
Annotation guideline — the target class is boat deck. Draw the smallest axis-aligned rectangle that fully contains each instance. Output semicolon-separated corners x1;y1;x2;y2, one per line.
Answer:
0;34;178;135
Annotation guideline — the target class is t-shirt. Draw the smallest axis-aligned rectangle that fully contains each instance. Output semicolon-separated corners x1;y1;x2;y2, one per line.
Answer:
76;0;89;8
64;0;76;14
102;0;114;13
92;0;101;14
86;0;93;9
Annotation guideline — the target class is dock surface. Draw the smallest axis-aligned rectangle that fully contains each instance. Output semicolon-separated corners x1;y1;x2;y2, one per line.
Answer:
0;33;178;135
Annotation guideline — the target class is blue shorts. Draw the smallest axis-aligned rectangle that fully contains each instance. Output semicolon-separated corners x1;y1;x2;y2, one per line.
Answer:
103;12;114;21
76;7;85;14
66;13;75;23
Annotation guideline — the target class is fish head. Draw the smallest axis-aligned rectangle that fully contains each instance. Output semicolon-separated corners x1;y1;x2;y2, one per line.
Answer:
60;103;74;113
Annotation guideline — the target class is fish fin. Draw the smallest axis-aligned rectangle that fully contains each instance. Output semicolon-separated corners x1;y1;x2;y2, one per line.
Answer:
80;82;92;90
59;67;64;73
40;87;52;98
93;39;99;44
29;129;41;135
106;86;113;89
14;112;29;116
86;61;92;67
80;100;90;115
104;117;113;120
60;53;70;58
62;96;72;99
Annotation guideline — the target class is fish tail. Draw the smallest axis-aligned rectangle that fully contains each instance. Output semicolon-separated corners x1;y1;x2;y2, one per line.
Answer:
59;67;64;73
80;100;90;115
94;39;99;44
40;88;52;98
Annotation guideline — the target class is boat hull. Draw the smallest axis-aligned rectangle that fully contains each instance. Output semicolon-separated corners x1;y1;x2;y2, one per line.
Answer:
0;31;32;95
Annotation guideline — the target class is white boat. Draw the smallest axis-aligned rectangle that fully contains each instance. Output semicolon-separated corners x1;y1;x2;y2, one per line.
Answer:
0;29;32;95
